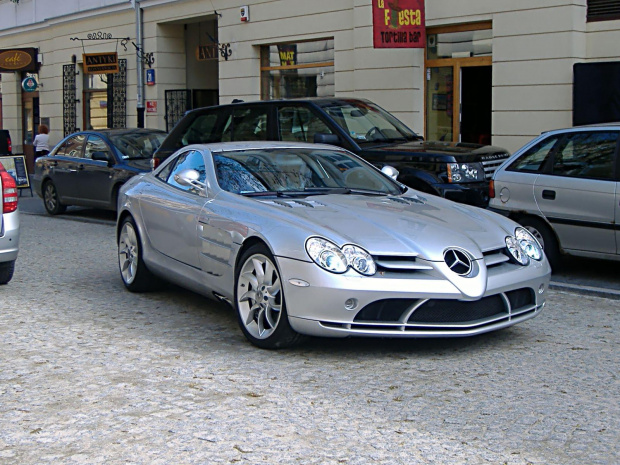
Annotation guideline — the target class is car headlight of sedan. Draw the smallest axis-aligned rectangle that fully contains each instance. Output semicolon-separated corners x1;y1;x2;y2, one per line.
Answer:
306;237;376;276
505;227;544;265
446;162;485;183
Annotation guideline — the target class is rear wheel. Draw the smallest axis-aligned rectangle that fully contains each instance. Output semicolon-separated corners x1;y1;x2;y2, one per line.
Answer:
519;217;561;269
118;216;159;292
0;260;15;285
234;244;304;349
43;181;67;215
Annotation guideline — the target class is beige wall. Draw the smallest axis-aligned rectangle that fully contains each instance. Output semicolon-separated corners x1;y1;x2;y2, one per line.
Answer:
1;0;620;153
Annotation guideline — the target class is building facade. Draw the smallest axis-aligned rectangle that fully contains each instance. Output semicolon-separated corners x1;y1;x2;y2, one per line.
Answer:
0;0;619;171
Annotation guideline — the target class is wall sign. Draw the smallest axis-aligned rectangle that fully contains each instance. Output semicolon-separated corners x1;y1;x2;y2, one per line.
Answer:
146;68;155;85
372;0;425;48
146;100;157;114
83;52;119;74
0;48;38;72
22;76;38;92
0;156;30;188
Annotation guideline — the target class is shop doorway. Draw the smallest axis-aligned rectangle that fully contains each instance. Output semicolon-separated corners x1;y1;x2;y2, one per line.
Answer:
460;66;492;145
425;22;492;144
22;92;39;173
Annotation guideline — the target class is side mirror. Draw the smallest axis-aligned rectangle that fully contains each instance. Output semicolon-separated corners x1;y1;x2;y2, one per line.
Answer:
174;169;207;194
314;133;341;145
381;165;399;180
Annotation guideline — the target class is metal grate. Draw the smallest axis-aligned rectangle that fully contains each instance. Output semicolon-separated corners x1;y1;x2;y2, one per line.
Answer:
62;64;77;137
165;89;192;132
107;59;127;129
408;295;506;323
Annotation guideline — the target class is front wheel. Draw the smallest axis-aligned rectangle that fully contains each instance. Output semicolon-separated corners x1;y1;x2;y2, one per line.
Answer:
234;244;304;349
118;216;160;292
43;181;67;215
0;260;15;285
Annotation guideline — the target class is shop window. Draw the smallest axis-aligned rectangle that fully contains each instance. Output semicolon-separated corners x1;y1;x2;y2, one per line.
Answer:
260;40;335;100
82;59;127;130
587;0;620;22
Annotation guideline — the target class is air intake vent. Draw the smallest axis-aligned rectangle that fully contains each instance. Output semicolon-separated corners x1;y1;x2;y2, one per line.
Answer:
587;0;620;21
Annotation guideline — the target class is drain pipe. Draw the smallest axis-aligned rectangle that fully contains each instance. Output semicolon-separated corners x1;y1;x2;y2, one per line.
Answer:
133;0;145;128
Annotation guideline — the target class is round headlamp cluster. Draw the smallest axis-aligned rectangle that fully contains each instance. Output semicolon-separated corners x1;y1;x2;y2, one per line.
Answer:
306;237;376;276
505;227;543;265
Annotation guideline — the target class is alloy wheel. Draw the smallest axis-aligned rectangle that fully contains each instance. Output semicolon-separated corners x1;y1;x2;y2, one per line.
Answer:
236;254;283;340
118;222;139;285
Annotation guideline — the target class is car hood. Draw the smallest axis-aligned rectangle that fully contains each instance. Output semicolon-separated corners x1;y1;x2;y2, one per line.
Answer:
254;192;515;262
361;140;509;162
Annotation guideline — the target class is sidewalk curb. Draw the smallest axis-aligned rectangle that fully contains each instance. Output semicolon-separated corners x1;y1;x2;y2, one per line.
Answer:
549;281;620;300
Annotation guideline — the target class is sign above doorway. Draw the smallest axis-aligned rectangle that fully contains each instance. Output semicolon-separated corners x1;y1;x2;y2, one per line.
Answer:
0;48;38;73
372;0;425;48
83;52;119;74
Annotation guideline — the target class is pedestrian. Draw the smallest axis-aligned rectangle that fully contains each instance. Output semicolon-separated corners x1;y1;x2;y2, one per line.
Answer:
33;124;50;160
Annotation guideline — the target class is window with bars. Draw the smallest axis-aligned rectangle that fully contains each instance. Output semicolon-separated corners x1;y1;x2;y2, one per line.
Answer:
587;0;620;22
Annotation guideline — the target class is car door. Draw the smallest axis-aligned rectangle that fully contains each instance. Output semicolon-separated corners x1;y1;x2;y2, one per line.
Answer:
534;130;619;255
49;134;86;201
139;149;207;268
76;134;116;207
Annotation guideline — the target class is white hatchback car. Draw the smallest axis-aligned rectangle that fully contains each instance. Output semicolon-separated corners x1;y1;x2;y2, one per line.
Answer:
490;124;620;268
0;161;19;284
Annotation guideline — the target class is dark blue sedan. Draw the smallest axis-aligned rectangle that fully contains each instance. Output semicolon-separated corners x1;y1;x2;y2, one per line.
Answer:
32;129;166;214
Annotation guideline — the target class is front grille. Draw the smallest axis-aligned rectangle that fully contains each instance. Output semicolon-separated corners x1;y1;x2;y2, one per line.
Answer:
352;288;537;330
408;295;505;323
354;299;416;322
373;255;433;272
506;288;534;311
481;154;510;180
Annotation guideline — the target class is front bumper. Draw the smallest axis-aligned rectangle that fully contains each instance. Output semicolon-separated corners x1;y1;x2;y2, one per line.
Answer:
0;209;19;263
434;181;490;208
278;256;551;338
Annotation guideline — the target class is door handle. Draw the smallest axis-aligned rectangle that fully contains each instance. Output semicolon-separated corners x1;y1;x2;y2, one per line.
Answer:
542;190;556;200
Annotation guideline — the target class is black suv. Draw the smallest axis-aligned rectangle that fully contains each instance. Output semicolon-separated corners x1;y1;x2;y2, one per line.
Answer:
154;98;510;207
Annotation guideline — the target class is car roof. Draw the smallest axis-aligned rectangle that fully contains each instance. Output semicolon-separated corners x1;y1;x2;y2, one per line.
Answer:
184;141;349;153
185;97;373;114
542;122;620;134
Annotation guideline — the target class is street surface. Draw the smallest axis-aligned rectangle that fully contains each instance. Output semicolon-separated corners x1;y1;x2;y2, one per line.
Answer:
0;202;618;464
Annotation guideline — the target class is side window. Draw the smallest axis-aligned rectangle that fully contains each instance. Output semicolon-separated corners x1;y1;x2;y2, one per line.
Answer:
508;135;560;173
85;135;112;160
181;113;220;146
552;132;618;179
166;150;207;194
225;107;269;142
55;135;86;158
278;106;332;142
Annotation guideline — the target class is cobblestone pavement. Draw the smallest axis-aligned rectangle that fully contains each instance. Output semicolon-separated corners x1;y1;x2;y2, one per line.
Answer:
1;214;618;464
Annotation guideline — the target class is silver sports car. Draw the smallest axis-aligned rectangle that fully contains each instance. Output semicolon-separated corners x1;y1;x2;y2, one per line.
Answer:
117;142;551;349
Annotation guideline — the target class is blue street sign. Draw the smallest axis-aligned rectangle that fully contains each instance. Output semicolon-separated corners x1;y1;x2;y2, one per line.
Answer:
146;68;155;86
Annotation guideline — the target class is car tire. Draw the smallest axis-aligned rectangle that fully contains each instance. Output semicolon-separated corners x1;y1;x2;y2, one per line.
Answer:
519;217;561;269
118;216;160;292
43;181;67;215
0;260;15;285
234;243;304;349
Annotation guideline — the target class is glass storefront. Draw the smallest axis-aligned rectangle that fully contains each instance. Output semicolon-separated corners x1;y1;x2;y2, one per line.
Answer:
260;39;335;100
83;74;108;130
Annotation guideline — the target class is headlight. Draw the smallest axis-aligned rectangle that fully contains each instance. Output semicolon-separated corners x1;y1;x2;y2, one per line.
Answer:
342;244;376;276
306;237;376;276
505;236;530;266
515;227;543;261
447;162;485;183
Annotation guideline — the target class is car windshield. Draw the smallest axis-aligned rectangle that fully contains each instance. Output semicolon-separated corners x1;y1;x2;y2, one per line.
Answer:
320;101;421;144
109;132;166;159
212;147;403;196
